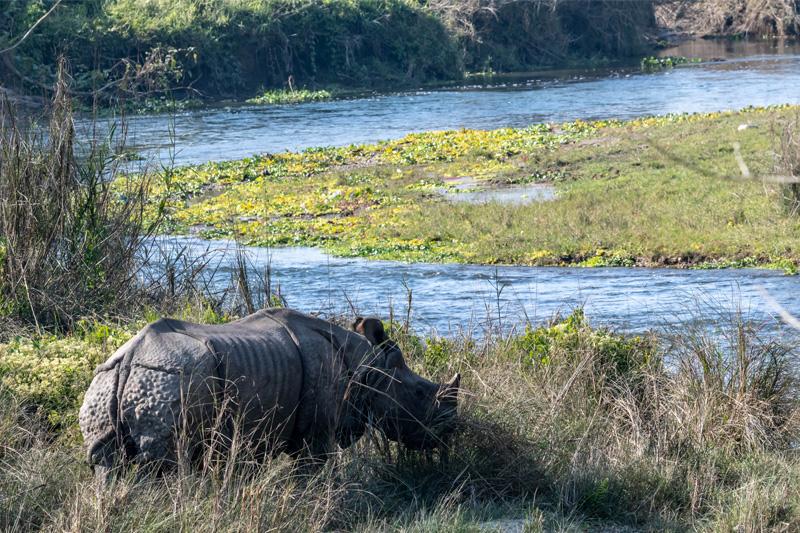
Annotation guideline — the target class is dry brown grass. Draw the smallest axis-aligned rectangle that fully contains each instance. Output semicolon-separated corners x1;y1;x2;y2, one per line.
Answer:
656;0;800;37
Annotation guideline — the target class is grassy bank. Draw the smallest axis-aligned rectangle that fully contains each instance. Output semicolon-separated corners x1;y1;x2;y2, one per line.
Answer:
2;307;799;531
154;104;800;270
0;0;654;102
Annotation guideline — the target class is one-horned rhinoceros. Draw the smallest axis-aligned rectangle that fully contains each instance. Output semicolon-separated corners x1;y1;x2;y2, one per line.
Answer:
79;308;460;480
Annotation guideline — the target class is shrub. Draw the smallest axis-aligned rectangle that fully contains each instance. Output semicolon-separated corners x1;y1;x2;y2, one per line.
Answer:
513;309;654;376
0;61;159;330
0;332;129;427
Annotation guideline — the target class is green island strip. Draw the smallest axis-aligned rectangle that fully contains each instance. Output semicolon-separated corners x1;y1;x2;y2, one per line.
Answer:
246;89;334;106
146;104;800;271
640;55;704;72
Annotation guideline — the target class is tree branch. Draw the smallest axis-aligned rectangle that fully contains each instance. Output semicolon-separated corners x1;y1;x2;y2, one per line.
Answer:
0;0;64;55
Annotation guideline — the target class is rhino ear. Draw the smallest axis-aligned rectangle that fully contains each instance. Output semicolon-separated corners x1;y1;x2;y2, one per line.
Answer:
354;317;388;346
437;373;461;404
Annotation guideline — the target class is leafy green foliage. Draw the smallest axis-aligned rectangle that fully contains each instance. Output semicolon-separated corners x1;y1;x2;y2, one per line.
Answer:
2;0;654;101
513;309;654;375
246;88;333;105
0;326;132;426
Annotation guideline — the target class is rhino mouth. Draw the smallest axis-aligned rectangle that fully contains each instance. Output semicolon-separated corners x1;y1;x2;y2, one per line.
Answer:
379;410;458;450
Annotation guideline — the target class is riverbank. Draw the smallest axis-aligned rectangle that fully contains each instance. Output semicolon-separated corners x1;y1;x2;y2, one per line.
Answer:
155;104;800;270
656;0;800;38
2;306;799;531
0;0;654;103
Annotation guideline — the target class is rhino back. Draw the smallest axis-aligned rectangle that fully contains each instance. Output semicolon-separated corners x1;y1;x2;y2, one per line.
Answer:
117;323;218;463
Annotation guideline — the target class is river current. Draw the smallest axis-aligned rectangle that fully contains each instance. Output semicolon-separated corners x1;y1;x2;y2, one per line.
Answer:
110;40;800;335
86;40;800;168
152;238;800;336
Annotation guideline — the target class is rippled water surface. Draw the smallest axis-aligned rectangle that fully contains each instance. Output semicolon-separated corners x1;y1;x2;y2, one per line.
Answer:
155;238;800;336
85;40;800;167
115;41;800;335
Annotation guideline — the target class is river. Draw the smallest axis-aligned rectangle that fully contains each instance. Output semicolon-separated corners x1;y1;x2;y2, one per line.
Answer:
115;40;800;336
152;238;800;337
88;40;800;168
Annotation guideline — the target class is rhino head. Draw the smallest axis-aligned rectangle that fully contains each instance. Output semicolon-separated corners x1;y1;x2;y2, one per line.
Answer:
350;317;460;450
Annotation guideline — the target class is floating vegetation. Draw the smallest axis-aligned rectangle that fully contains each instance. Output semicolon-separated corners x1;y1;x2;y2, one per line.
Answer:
246;89;333;105
640;55;703;72
135;105;800;270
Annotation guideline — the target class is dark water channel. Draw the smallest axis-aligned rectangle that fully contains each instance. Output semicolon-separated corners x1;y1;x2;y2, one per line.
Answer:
92;40;800;168
157;238;800;337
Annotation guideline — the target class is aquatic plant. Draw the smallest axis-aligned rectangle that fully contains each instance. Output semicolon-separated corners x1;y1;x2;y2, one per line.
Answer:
246;89;333;106
640;55;702;72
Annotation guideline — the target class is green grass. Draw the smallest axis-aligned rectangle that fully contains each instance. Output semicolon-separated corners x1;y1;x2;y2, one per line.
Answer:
2;307;799;530
151;105;800;270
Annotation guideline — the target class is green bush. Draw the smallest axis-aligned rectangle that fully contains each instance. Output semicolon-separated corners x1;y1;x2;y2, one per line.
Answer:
0;327;131;426
1;0;655;101
513;309;654;375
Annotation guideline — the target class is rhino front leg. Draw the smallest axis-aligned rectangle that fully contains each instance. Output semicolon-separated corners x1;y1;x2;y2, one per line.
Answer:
287;431;337;468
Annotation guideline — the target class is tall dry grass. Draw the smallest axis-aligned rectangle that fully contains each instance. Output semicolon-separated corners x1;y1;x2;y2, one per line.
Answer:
776;112;800;214
656;0;800;37
0;61;279;336
0;60;158;332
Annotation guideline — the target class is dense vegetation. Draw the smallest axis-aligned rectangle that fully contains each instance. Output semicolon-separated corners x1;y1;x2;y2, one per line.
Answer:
0;0;654;102
2;43;800;533
3;305;800;531
150;105;800;270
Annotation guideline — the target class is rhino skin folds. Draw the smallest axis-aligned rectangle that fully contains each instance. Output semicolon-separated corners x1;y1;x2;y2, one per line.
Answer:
79;308;459;481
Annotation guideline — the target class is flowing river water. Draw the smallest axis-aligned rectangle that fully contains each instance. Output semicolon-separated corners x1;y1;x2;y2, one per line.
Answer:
98;40;800;167
158;238;800;336
110;40;800;335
